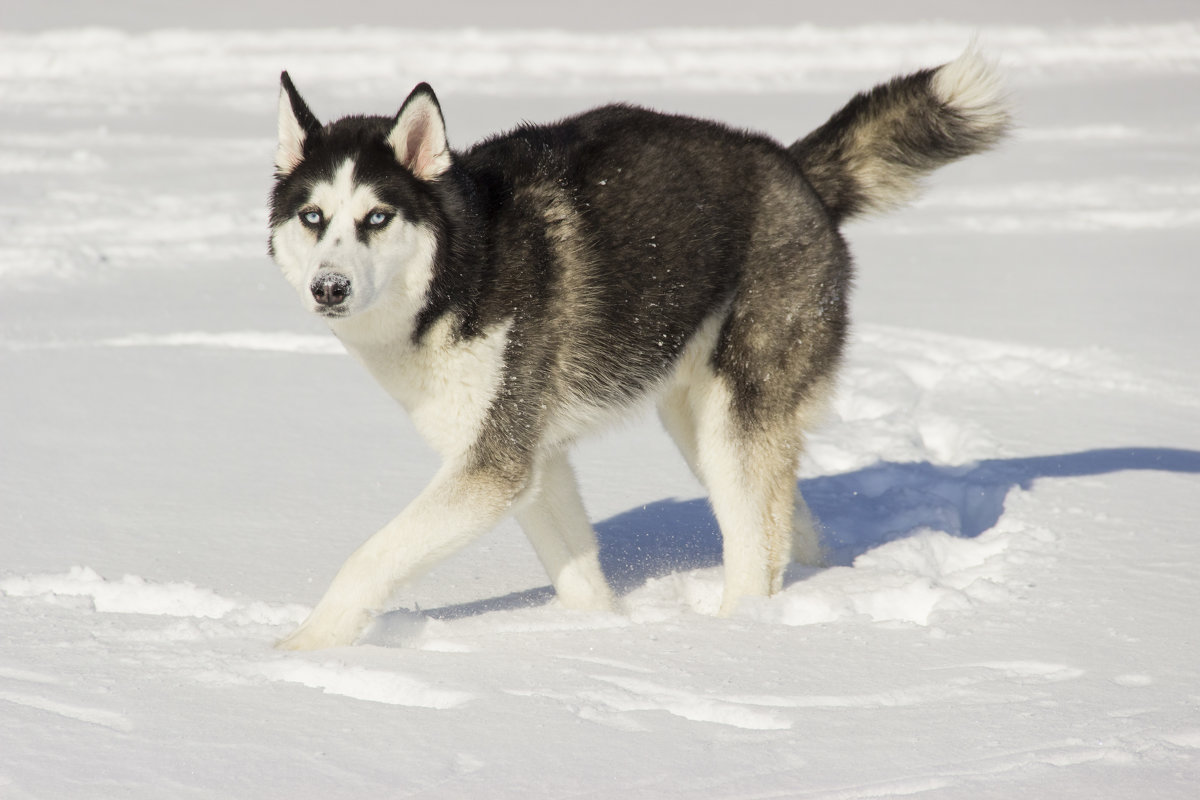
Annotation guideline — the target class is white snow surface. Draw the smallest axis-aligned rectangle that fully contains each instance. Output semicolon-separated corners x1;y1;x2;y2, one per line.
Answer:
3;3;1200;797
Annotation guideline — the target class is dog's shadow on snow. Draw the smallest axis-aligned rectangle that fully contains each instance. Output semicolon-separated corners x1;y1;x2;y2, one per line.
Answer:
420;447;1200;620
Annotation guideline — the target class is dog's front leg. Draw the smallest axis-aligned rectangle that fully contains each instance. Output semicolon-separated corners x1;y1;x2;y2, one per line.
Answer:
277;462;525;650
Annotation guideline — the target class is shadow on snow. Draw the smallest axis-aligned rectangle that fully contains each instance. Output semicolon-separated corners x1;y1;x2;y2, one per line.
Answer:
421;447;1200;621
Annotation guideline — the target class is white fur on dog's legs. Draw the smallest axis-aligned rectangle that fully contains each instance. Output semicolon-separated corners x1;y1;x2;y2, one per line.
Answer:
658;384;703;483
663;365;827;614
690;377;798;617
277;463;521;650
516;451;615;612
791;491;827;567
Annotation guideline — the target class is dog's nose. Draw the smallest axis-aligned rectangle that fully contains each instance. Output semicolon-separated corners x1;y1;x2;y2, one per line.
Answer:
310;273;351;306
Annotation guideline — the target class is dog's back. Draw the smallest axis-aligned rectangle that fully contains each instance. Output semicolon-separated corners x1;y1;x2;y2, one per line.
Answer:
453;103;846;436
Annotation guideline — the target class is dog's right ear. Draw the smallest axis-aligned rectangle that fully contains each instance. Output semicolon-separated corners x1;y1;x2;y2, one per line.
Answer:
276;72;322;176
388;83;452;181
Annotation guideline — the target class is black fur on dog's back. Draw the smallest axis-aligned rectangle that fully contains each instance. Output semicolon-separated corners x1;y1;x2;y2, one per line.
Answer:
445;103;849;451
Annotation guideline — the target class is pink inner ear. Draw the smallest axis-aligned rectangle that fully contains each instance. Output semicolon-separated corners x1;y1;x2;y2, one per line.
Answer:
390;98;448;179
406;113;432;173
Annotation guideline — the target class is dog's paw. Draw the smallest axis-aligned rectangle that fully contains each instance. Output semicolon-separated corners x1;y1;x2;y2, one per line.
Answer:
275;627;337;651
274;609;369;651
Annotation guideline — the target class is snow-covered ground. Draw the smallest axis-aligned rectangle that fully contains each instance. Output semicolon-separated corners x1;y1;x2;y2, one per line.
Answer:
3;3;1199;797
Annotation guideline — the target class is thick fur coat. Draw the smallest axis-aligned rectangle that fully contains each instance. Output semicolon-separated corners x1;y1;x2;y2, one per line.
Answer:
268;49;1009;649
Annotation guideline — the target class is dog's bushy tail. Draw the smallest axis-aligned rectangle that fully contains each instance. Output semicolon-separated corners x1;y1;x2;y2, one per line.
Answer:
790;46;1010;226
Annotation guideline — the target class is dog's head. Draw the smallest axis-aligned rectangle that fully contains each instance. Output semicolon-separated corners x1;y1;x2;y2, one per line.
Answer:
268;73;450;325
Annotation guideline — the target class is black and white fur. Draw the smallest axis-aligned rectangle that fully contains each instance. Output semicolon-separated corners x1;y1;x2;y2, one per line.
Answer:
269;49;1009;649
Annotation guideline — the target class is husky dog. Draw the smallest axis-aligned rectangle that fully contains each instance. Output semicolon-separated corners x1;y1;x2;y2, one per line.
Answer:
269;49;1008;649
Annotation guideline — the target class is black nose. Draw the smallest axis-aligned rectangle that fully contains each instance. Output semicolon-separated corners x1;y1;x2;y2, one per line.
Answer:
310;273;351;306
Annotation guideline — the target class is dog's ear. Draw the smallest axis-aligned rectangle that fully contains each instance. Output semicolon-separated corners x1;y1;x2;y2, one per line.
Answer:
276;71;322;176
387;83;451;181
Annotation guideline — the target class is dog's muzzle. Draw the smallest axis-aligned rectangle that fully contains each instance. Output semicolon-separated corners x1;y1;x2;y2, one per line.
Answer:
310;272;352;308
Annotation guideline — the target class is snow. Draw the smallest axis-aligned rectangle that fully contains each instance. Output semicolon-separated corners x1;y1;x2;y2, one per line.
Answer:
3;2;1200;797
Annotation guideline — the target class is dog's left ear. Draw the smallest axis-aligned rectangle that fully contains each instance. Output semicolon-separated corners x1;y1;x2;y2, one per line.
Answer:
277;71;322;176
388;83;452;181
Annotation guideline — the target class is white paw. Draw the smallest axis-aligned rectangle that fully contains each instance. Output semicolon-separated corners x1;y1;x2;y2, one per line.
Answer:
274;608;369;651
553;569;617;613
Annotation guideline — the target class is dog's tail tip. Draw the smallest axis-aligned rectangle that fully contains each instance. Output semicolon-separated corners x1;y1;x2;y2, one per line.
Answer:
931;44;1012;138
791;44;1011;226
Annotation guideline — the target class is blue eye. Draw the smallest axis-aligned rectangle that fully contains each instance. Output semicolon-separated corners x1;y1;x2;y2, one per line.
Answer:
366;210;391;227
300;210;322;227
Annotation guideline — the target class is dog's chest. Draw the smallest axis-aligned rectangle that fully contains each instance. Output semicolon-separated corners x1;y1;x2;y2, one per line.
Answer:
348;317;511;457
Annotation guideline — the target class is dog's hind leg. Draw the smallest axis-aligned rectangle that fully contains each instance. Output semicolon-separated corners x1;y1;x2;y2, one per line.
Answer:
791;491;825;567
658;381;703;483
515;450;615;612
662;363;827;611
691;378;800;615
